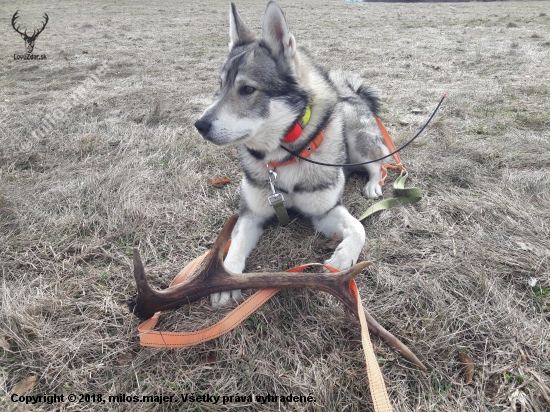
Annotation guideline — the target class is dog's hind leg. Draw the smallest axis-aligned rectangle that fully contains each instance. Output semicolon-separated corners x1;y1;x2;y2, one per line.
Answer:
311;205;366;271
211;214;265;307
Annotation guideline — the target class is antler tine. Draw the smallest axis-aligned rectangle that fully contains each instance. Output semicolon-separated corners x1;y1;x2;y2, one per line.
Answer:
129;215;237;318
11;11;25;36
132;248;150;297
211;214;238;265
36;13;49;36
328;283;427;371
129;248;157;319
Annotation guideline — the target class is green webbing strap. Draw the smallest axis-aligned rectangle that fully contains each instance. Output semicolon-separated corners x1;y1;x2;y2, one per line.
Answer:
359;171;422;221
271;197;291;225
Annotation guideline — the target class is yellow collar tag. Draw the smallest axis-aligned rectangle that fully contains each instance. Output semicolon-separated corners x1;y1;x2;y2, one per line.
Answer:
301;106;311;126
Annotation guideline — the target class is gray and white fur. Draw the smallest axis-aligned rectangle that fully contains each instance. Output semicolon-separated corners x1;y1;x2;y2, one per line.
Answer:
195;1;389;307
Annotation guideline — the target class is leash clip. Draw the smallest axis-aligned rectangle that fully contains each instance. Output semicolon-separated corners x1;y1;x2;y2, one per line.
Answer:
267;169;285;205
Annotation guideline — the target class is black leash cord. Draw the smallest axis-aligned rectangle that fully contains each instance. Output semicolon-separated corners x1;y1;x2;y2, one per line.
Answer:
279;93;447;167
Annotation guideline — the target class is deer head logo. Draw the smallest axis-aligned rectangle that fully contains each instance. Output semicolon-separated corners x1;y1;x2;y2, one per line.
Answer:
11;10;49;54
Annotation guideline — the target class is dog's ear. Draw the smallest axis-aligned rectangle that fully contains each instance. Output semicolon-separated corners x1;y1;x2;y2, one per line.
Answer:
229;2;255;49
262;1;296;61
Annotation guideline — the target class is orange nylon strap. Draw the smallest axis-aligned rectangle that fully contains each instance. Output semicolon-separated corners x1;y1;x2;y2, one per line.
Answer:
268;130;325;168
374;116;406;187
137;287;281;347
351;280;394;411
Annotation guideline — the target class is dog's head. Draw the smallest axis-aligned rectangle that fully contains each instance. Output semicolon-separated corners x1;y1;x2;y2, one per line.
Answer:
195;2;308;152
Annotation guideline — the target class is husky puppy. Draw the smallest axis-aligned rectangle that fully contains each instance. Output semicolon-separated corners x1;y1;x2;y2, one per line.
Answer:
195;1;389;307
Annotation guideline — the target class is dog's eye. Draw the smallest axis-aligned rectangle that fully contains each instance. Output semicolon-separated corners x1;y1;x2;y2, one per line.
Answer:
240;86;256;95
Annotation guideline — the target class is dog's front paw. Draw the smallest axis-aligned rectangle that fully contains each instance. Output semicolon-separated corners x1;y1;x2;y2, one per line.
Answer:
324;247;355;272
363;180;382;199
210;289;242;308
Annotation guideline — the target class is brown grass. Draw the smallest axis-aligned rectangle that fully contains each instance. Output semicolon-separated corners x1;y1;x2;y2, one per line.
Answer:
1;1;549;411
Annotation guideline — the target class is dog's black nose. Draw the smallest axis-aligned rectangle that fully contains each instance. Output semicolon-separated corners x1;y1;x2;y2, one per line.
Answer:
194;119;211;136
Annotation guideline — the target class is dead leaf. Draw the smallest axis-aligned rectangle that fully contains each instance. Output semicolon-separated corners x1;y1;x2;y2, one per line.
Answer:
80;134;98;144
12;375;38;395
199;354;218;365
208;177;230;187
459;352;475;384
117;353;134;366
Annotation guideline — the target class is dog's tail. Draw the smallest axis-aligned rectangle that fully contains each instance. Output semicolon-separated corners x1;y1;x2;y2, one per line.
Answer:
331;70;381;116
353;83;380;117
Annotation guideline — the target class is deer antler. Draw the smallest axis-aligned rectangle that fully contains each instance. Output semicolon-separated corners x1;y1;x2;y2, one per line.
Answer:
11;11;26;37
129;214;427;371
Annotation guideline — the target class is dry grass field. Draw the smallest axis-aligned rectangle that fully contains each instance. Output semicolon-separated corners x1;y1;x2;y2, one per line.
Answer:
1;0;549;410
